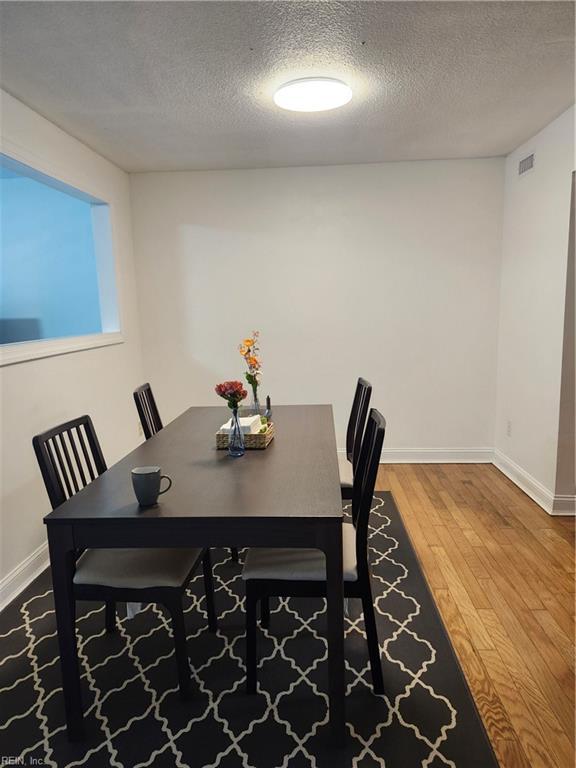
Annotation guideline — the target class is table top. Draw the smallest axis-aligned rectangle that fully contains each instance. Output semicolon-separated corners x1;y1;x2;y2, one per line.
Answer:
44;405;343;525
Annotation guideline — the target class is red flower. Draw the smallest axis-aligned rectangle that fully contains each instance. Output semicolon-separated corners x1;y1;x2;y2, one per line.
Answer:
215;380;248;407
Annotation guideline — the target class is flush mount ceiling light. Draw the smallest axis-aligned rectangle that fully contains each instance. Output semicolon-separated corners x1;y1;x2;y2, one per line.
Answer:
273;78;352;112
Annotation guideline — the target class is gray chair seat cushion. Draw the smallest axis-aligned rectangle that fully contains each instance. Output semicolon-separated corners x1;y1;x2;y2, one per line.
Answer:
73;547;203;589
242;523;358;582
338;453;353;488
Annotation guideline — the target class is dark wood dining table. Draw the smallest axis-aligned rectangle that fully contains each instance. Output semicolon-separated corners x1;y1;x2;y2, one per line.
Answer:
44;404;346;745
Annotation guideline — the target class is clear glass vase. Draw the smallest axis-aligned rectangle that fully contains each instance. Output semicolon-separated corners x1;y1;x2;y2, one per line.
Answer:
251;386;261;416
228;407;245;457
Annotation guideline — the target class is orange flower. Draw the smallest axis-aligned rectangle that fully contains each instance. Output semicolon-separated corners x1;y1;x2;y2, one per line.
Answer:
239;331;262;381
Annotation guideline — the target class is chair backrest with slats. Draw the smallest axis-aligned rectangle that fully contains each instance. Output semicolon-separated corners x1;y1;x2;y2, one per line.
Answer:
33;415;107;510
345;377;372;469
351;408;386;580
133;383;163;440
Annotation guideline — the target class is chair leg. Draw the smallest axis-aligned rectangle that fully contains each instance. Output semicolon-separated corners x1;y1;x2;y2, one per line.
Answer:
166;599;191;699
340;485;353;501
361;583;384;695
230;547;239;563
202;550;218;633
260;596;270;628
105;601;116;633
245;584;258;694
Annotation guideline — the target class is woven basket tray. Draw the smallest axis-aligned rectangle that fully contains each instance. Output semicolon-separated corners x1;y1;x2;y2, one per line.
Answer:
216;421;275;450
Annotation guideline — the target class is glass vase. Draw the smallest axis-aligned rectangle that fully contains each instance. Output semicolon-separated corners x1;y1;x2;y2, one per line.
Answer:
228;407;245;457
251;386;261;416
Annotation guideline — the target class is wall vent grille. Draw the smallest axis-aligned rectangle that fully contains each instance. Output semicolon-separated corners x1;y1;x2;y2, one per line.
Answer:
519;153;535;175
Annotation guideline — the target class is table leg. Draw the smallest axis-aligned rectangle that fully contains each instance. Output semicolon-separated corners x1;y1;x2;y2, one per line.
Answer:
321;523;345;746
47;525;84;740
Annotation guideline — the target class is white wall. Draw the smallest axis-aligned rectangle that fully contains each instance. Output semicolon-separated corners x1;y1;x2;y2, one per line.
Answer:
494;106;575;512
130;159;504;460
554;172;575;509
0;92;144;604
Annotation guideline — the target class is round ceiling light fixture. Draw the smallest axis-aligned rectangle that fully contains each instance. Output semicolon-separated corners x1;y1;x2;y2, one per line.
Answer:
273;77;352;112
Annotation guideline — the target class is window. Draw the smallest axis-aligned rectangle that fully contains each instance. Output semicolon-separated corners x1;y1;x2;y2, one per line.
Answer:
0;153;120;363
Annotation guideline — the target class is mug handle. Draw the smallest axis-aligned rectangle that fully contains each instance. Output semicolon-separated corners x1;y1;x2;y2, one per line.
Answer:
159;475;172;495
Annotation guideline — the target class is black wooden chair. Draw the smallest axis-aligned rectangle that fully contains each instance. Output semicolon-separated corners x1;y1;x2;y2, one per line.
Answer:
243;408;386;695
33;414;217;699
339;377;372;500
134;383;239;564
133;382;163;440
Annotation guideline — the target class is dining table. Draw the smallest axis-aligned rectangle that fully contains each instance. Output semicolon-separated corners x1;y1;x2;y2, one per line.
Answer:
44;404;346;745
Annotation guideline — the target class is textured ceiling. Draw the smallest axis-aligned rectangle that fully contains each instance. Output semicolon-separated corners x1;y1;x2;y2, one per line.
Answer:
0;1;573;171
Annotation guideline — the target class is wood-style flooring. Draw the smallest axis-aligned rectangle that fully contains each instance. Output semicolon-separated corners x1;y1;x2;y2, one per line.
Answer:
376;463;575;768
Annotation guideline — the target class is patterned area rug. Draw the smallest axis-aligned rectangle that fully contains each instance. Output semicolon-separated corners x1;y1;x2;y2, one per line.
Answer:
0;492;498;767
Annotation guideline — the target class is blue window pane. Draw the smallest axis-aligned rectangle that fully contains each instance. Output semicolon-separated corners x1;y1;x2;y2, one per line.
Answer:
0;155;115;344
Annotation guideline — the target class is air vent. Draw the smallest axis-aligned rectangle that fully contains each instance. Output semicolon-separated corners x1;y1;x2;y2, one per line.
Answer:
519;153;535;175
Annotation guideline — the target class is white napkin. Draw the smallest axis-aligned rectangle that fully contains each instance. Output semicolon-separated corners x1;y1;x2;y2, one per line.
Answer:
220;415;262;435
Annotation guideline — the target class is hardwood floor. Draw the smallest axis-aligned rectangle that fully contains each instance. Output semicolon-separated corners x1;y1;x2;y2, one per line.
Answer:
376;463;575;768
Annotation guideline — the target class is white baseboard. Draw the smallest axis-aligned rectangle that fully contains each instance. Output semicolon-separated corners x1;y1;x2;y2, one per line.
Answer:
338;446;575;516
552;494;576;515
493;450;575;516
338;447;493;463
0;541;49;613
379;447;494;464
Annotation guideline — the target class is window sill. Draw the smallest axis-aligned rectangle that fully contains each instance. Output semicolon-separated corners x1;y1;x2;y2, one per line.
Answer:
0;332;124;367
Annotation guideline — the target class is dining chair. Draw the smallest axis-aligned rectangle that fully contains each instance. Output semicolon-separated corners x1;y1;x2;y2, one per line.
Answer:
133;382;163;440
242;408;386;695
339;377;372;500
134;383;239;563
33;414;217;699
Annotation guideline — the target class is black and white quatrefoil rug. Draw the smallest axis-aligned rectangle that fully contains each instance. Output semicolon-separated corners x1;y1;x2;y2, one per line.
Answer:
0;493;498;768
